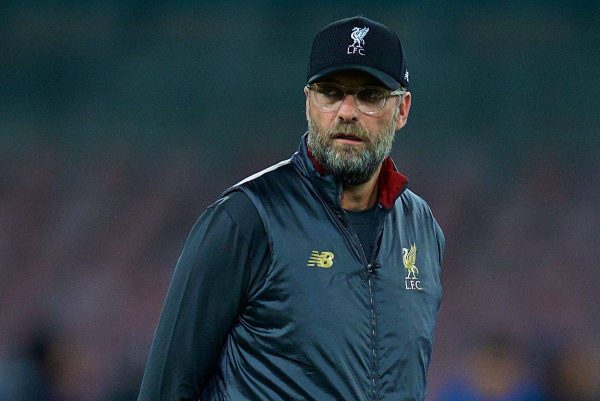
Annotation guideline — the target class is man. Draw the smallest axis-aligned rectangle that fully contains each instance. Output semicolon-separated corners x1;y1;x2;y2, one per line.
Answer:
138;16;444;401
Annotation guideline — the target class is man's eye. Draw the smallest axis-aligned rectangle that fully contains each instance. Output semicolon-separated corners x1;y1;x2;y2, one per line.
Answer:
359;89;385;103
320;88;343;98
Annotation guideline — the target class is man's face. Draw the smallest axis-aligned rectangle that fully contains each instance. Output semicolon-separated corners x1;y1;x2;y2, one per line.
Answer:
305;70;411;186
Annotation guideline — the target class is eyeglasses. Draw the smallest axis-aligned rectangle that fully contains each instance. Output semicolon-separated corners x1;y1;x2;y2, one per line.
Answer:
306;82;405;115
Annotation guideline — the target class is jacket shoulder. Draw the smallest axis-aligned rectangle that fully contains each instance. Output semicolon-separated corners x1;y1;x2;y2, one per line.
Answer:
398;188;445;244
224;159;297;194
220;159;300;240
398;188;433;214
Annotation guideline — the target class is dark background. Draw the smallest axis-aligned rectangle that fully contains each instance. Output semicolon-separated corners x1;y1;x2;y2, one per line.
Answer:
1;1;598;400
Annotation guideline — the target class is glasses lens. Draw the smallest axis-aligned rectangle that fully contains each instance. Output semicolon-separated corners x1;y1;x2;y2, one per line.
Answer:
356;87;387;113
310;83;391;114
313;84;344;110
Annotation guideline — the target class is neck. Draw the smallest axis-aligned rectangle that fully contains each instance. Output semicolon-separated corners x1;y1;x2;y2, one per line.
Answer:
340;165;382;211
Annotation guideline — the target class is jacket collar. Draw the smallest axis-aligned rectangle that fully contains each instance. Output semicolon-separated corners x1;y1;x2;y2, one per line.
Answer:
291;133;408;211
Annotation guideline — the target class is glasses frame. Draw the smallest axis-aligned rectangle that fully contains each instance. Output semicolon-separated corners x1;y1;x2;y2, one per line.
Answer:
305;82;405;115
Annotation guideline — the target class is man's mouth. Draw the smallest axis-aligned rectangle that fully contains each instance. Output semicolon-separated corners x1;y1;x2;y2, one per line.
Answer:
331;133;365;144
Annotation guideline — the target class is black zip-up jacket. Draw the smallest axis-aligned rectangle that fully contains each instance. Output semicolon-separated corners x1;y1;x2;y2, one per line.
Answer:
138;134;445;401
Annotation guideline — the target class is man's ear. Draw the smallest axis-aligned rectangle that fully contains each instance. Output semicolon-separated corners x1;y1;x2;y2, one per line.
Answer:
304;87;310;121
395;91;411;130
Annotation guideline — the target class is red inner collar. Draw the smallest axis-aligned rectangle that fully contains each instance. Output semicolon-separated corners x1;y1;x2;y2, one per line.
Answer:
377;158;408;209
307;147;408;209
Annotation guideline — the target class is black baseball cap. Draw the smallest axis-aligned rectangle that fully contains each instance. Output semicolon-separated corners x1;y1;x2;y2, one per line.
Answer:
307;16;409;90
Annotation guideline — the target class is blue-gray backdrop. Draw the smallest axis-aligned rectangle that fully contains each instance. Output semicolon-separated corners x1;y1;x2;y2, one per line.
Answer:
1;1;598;400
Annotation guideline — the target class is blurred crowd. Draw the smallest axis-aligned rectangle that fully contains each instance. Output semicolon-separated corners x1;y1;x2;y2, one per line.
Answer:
1;145;598;401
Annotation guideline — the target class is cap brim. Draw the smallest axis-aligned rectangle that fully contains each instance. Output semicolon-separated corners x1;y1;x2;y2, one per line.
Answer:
307;64;401;90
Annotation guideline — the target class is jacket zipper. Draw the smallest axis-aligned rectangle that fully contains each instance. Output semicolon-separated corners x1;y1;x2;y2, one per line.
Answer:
366;270;378;401
308;181;384;400
341;210;383;401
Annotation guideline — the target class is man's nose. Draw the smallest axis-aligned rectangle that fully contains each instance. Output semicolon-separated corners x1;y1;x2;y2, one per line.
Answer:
336;94;359;122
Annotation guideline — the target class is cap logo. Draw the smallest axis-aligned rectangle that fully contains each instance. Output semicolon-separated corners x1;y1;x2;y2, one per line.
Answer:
347;26;369;56
404;70;409;83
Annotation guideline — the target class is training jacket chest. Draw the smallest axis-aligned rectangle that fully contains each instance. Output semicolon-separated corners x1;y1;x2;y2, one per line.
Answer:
211;160;442;401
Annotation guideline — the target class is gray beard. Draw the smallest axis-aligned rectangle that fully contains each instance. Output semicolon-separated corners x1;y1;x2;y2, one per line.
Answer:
307;111;398;186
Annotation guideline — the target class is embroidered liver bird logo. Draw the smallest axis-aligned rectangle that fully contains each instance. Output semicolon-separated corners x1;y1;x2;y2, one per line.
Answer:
402;244;419;279
350;27;369;48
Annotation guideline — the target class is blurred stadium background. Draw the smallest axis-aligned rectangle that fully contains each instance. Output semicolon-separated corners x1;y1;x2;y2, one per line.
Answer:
1;1;598;400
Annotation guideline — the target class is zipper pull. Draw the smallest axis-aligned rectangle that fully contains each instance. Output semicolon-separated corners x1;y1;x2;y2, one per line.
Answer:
367;262;381;274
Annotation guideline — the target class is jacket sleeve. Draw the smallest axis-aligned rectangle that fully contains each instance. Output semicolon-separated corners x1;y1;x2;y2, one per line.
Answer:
138;193;268;401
